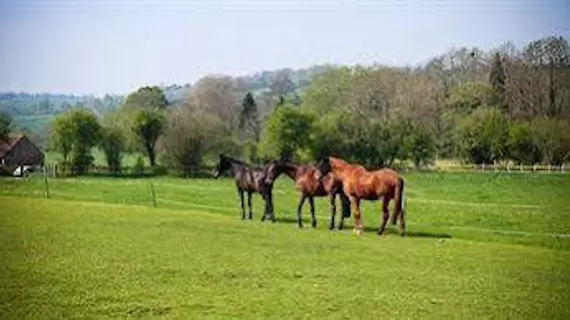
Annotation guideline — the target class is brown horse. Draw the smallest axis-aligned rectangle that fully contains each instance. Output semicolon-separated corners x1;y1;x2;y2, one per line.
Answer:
264;158;351;230
315;156;407;236
212;154;275;222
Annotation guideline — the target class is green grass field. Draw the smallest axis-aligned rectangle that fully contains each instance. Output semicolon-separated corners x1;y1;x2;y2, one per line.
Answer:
1;172;570;318
12;115;54;133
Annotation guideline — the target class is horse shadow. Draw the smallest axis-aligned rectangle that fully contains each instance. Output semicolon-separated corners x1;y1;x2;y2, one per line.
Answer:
272;214;452;239
362;226;452;239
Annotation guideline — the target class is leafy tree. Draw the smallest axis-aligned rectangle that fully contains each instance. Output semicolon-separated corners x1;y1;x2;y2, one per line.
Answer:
530;118;570;165
100;125;126;173
506;120;540;164
132;108;165;167
269;69;296;100
49;108;101;174
189;75;239;133
160;106;226;176
454;108;509;164
259;105;315;160
0;111;12;141
308;110;346;160
447;81;495;115
49;115;74;162
123;86;168;110
68;109;101;173
401;121;437;169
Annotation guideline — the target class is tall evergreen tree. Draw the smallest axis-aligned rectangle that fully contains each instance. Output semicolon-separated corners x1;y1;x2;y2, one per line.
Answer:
489;52;507;114
239;92;261;142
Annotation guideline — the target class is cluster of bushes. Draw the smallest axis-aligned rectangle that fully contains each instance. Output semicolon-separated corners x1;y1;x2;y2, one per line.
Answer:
454;108;570;165
258;106;437;169
44;35;570;175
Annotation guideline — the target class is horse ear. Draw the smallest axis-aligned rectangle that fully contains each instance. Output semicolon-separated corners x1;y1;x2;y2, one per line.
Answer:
280;155;291;163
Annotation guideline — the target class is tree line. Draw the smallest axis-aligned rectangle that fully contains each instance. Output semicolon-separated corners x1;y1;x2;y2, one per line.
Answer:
41;35;570;176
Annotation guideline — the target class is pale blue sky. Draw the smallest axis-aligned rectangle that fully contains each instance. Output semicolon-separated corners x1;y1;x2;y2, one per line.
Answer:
0;0;568;95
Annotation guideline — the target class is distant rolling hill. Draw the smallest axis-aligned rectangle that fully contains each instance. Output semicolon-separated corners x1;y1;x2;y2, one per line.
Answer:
1;64;333;143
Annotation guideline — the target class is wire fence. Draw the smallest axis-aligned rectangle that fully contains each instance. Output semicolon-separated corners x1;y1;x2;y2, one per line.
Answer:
424;163;566;173
1;161;567;183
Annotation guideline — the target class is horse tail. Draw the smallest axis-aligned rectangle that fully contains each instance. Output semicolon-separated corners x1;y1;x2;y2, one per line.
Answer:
340;192;351;218
391;177;405;225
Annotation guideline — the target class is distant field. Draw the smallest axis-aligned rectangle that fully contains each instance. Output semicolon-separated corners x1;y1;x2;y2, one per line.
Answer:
12;114;53;133
1;172;569;318
45;150;150;167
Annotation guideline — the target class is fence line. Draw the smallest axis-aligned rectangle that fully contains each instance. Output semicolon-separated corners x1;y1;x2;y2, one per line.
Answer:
11;162;566;180
425;163;566;173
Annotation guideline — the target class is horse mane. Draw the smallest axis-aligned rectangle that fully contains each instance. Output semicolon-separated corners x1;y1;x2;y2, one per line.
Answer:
329;156;368;175
223;155;247;165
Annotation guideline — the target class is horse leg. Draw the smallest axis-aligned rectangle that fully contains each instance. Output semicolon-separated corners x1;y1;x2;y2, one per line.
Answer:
238;189;246;220
399;206;406;237
350;197;363;235
247;191;253;220
338;193;350;230
268;188;276;223
329;194;337;231
309;196;317;228
296;195;307;228
378;197;390;236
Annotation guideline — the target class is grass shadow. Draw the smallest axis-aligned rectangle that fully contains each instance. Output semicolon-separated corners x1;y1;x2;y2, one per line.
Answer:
362;225;452;239
272;215;348;227
268;213;452;239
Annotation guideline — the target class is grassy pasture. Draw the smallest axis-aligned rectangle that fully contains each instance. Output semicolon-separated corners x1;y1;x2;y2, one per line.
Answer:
12;114;53;133
1;172;570;318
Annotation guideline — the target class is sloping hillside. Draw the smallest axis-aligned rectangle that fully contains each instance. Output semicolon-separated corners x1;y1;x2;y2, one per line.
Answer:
0;64;332;139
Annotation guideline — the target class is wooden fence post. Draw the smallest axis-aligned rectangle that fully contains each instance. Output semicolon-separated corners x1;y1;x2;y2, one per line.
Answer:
43;166;50;199
150;181;156;208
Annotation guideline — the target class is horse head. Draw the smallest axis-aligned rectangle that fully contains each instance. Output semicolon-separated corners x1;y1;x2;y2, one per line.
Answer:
315;157;331;182
212;154;230;178
264;158;280;185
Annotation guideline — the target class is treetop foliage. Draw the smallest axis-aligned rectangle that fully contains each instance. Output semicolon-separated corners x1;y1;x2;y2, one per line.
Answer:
35;35;570;174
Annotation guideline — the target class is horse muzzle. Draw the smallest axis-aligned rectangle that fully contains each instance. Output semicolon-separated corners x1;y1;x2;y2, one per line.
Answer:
314;171;325;182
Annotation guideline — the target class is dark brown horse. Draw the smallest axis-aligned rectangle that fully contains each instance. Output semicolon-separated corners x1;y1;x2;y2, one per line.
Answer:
213;154;275;222
315;156;407;236
264;158;351;230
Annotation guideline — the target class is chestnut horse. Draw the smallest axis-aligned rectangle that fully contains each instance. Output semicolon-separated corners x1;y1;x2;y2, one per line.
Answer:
315;156;407;236
213;154;275;222
264;158;351;230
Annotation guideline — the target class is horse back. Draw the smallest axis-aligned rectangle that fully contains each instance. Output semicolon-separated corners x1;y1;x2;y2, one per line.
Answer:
345;167;400;199
235;168;267;192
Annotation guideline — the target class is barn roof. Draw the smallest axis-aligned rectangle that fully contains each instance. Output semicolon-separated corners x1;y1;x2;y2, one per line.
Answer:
0;133;25;158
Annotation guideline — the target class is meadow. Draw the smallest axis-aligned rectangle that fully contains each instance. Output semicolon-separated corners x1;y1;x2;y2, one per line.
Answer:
1;171;570;318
